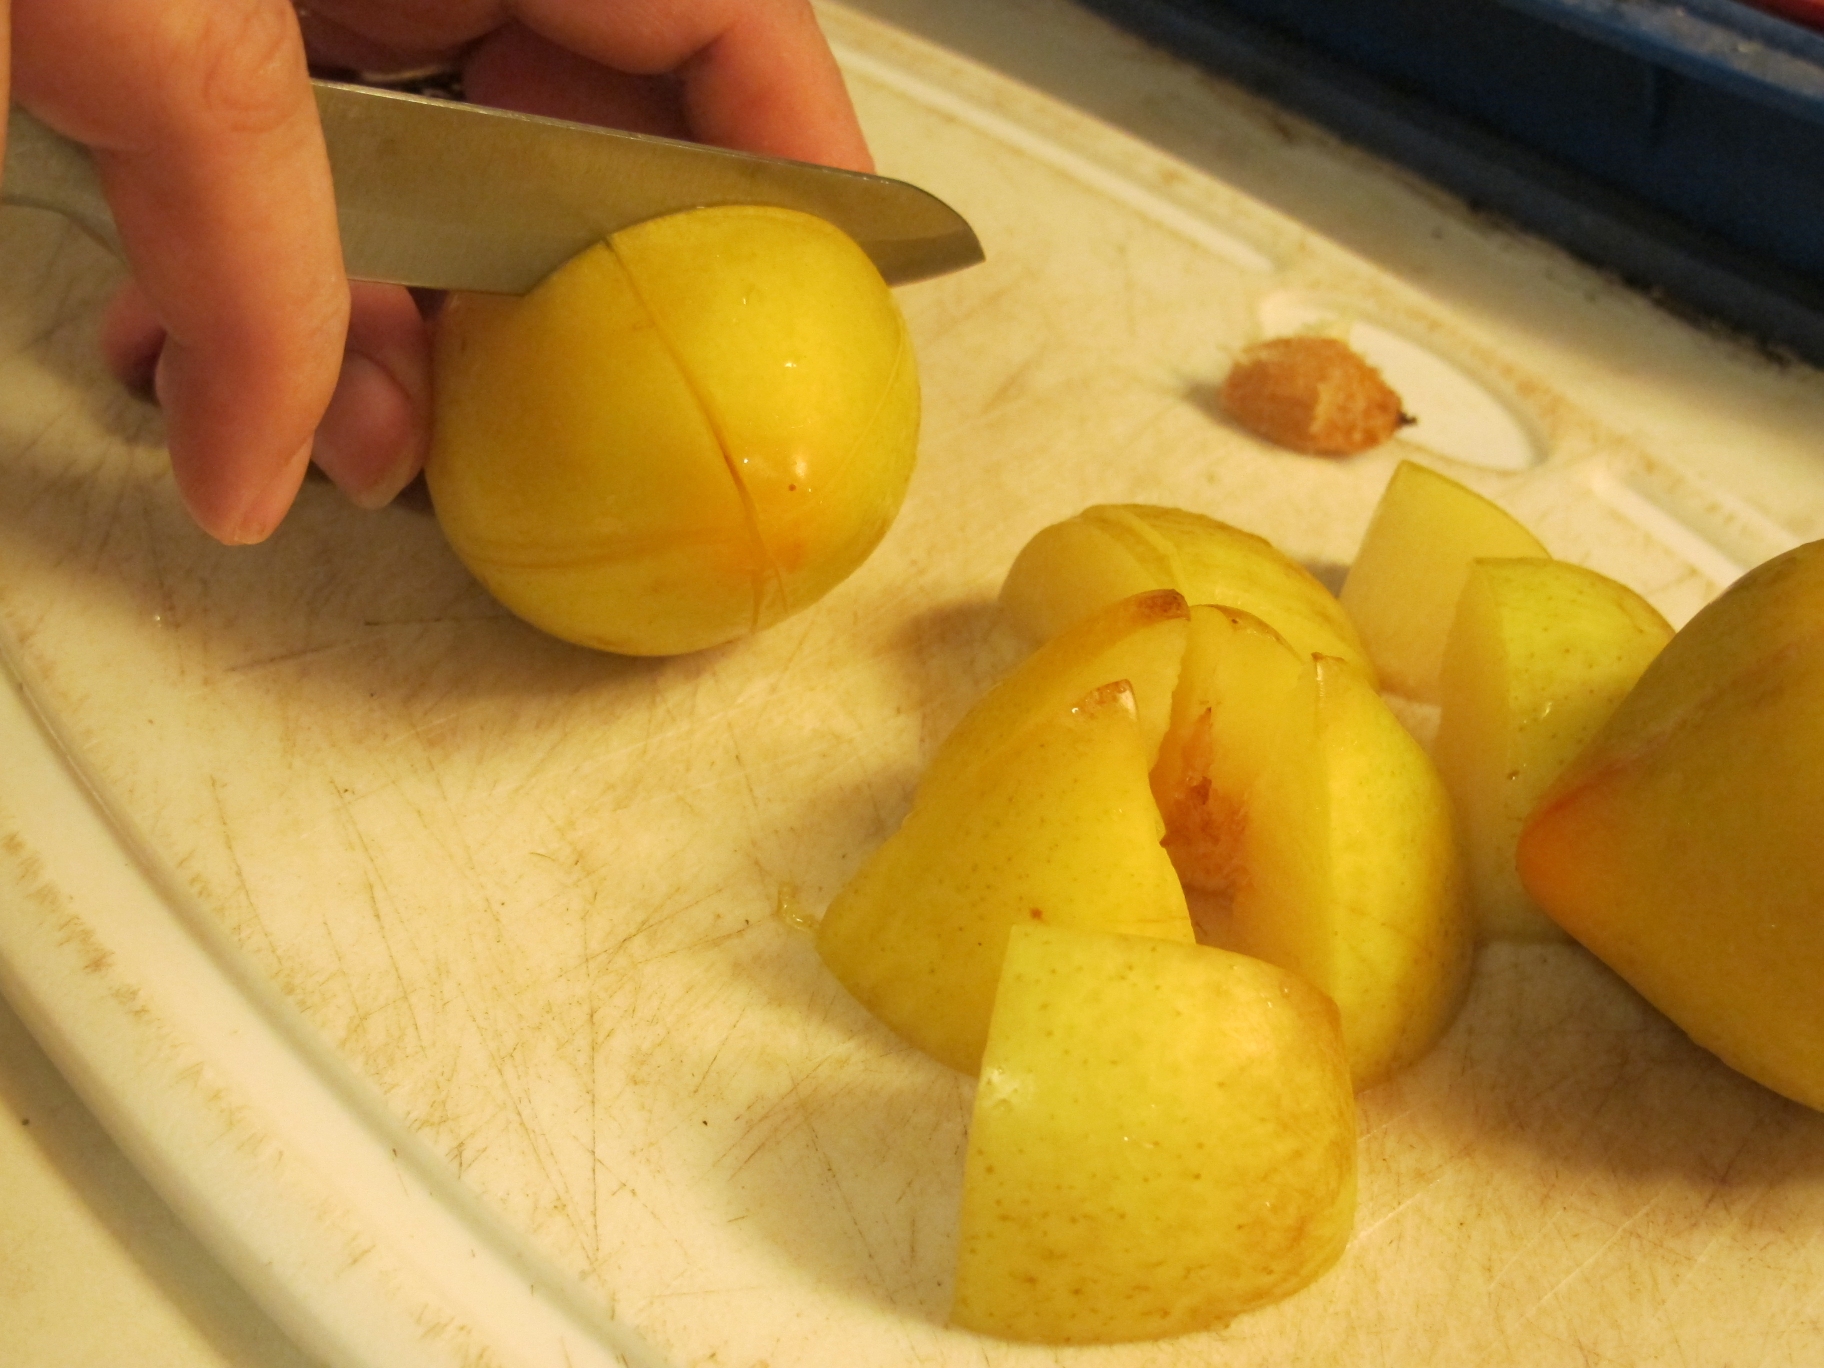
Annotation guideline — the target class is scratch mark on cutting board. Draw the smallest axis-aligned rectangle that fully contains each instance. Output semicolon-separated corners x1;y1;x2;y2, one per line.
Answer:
92;459;137;566
1708;1106;1779;1191
690;1001;749;1101
18;271;96;357
534;814;612;1266
207;774;285;970
224;640;366;674
1511;1185;1672;1330
808;1119;892;1294
313;876;366;1051
1477;1157;1602;1299
5;419;57;471
330;781;431;1063
638;1284;770;1301
615;1185;698;1281
1352;1165;1456;1243
404;752;558;1219
574;888;736;974
399;697;493;746
416;753;515;965
1751;1239;1824;1368
976;347;1046;417
589;947;601;1262
486;1025;591;1252
748;622;814;709
910;273;1025;350
714;1051;862;1182
446;966;601;1267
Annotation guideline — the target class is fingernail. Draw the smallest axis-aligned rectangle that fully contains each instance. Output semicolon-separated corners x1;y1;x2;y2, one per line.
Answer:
152;341;309;545
312;352;421;511
226;439;315;545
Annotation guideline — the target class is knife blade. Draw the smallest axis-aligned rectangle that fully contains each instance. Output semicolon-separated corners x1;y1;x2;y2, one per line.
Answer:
1;80;984;292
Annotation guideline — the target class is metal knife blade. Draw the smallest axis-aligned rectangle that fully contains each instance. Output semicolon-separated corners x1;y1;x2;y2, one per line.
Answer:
2;80;984;292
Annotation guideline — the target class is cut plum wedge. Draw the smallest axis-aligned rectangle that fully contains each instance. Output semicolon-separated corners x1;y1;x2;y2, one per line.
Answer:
817;679;1193;1075
924;589;1191;795
1340;460;1547;701
1000;504;1374;679
1435;557;1673;941
823;582;1470;1090
953;923;1356;1343
1152;605;1471;1088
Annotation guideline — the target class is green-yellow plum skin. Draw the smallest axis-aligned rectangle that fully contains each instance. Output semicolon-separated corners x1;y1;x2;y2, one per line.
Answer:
953;923;1357;1343
428;205;918;656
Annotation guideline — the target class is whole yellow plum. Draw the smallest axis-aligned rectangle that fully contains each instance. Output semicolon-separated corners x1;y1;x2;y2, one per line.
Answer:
1518;539;1824;1111
427;205;920;655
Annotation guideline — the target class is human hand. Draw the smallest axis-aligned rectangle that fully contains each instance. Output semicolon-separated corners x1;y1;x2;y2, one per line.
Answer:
1;1;872;544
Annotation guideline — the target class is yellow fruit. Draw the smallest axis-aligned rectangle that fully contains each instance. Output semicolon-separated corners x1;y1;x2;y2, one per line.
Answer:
1000;504;1374;677
427;205;919;655
1313;653;1474;1084
1518;540;1824;1112
1153;606;1470;1087
1340;461;1548;700
953;923;1356;1343
816;681;1193;1075
1152;605;1326;906
1436;558;1673;941
923;588;1191;796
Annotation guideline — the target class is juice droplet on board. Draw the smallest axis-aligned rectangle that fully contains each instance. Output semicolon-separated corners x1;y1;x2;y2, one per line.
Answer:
776;882;817;932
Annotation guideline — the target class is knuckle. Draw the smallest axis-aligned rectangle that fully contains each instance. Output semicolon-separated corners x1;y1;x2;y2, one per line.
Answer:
173;1;309;136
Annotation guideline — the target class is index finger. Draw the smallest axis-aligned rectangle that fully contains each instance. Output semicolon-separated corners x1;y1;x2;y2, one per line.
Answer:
302;0;874;172
516;0;873;172
12;0;348;543
295;0;871;170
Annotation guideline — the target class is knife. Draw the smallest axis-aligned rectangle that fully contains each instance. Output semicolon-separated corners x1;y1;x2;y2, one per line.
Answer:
1;79;983;292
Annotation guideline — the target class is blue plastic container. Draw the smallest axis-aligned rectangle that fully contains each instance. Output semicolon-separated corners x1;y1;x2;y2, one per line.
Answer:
1083;0;1824;362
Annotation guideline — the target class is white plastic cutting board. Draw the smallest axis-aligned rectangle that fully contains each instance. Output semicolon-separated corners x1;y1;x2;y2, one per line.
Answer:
5;4;1824;1365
